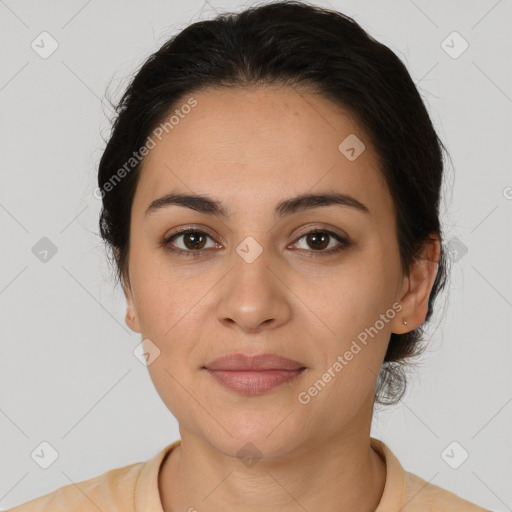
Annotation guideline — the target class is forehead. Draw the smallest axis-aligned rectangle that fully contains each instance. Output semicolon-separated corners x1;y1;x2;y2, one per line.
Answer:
133;86;393;222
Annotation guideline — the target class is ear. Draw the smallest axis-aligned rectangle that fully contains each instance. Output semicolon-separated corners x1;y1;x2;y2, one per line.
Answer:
391;235;441;334
116;249;142;334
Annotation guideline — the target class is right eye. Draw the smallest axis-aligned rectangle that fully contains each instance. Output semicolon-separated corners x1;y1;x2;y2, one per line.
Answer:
162;229;221;257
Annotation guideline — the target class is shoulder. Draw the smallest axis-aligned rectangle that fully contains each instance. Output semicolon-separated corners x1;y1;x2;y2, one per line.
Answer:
402;470;491;511
8;459;145;512
370;437;491;512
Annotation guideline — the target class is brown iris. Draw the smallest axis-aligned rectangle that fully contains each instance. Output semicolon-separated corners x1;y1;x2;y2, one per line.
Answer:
305;232;329;250
183;232;207;250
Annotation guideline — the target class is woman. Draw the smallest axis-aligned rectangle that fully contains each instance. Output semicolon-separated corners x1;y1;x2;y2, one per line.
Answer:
11;1;490;510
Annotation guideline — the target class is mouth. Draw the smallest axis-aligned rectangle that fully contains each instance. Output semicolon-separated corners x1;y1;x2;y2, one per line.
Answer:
202;352;307;396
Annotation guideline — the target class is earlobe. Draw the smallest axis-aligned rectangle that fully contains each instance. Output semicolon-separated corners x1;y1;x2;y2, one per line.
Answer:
125;307;142;333
121;274;142;334
392;236;441;334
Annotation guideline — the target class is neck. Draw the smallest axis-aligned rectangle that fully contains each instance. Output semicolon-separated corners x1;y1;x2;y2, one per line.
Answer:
158;394;386;512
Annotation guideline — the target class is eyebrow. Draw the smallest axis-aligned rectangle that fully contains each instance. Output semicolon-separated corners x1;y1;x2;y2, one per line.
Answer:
144;191;370;218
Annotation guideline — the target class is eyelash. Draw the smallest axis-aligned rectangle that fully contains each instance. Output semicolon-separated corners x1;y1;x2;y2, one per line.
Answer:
161;227;351;259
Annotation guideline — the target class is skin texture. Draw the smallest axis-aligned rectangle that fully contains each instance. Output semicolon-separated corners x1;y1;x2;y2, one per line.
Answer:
122;86;440;512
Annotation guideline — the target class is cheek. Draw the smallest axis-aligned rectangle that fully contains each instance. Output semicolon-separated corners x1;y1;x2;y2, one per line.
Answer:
297;255;396;391
128;246;194;334
294;253;394;342
129;260;213;382
135;282;202;353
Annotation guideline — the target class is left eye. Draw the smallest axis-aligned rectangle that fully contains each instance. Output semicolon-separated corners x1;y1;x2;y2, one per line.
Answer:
291;230;348;253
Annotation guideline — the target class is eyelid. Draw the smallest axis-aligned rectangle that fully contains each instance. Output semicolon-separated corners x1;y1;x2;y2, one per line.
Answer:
292;222;348;240
164;225;224;245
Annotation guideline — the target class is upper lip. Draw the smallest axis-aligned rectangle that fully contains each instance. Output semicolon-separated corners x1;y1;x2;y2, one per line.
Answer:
204;353;306;371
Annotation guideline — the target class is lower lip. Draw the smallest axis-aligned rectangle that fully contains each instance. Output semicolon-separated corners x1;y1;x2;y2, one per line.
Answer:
205;368;305;395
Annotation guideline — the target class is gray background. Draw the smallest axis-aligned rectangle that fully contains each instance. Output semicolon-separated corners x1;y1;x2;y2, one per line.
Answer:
1;0;511;510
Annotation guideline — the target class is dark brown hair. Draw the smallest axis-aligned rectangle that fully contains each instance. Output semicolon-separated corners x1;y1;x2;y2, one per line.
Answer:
98;0;450;406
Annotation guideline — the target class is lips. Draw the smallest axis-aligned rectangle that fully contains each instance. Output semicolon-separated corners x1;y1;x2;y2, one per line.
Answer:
203;353;306;395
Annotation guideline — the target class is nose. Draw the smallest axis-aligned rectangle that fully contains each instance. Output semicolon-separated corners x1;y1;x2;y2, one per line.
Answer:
215;248;292;334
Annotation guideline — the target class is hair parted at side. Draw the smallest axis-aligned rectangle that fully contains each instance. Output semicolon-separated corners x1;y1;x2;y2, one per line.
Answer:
98;0;450;407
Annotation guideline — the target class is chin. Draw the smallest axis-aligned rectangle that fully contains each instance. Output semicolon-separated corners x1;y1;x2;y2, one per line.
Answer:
195;414;310;463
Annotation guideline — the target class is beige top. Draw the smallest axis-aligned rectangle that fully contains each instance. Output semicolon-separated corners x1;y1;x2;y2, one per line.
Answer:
9;437;490;511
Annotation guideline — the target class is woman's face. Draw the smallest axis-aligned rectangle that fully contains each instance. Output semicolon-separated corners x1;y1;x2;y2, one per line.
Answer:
123;86;411;457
